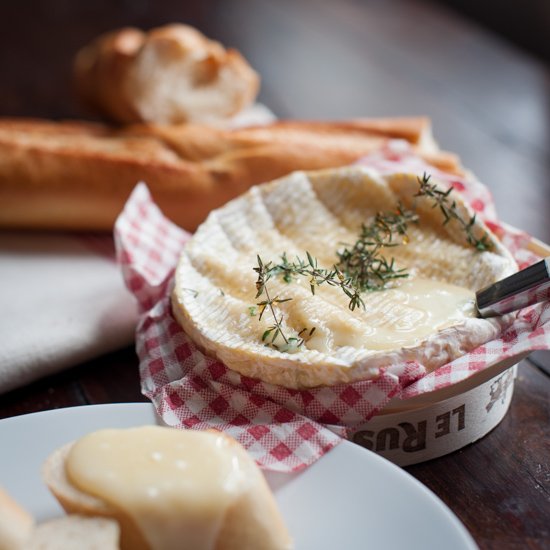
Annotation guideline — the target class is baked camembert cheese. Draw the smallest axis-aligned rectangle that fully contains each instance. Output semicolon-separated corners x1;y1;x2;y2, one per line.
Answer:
171;166;517;389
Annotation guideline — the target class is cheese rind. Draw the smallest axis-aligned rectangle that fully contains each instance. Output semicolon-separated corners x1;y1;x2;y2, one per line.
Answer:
172;167;517;388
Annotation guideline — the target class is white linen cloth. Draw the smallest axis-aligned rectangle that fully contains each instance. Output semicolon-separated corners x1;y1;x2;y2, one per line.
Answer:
0;232;137;394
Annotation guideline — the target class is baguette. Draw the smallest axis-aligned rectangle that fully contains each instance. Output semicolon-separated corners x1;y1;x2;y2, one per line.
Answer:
0;116;461;232
42;427;292;550
73;24;260;125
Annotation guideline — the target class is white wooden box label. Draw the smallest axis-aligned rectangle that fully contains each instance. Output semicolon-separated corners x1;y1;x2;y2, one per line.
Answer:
349;366;516;466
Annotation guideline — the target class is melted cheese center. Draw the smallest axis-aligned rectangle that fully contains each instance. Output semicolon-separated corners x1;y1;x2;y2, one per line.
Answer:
66;427;248;550
292;277;477;352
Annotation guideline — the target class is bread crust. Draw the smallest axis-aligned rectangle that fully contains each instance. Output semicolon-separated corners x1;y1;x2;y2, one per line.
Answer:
0;116;460;231
74;28;145;123
73;24;260;124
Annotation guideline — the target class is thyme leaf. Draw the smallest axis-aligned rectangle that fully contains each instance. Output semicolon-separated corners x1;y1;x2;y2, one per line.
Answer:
415;173;492;251
336;203;418;292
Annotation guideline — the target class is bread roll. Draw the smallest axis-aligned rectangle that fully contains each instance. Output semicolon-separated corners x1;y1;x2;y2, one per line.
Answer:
43;427;292;550
74;24;260;125
0;116;460;231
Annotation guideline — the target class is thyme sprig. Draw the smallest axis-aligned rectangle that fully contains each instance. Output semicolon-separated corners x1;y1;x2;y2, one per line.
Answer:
416;173;492;251
336;204;419;291
276;252;366;311
251;172;491;352
256;252;365;312
254;255;293;348
253;252;364;350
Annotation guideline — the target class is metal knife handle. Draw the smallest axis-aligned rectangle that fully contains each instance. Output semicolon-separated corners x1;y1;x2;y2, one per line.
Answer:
476;257;550;318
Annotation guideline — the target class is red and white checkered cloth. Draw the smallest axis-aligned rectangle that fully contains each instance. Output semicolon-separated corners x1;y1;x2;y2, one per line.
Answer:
114;141;550;472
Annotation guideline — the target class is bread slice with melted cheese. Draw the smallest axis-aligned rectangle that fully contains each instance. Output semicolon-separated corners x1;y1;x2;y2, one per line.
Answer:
171;166;517;389
43;427;292;550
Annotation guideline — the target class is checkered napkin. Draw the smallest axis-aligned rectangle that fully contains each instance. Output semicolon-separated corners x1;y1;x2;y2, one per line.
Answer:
114;143;550;472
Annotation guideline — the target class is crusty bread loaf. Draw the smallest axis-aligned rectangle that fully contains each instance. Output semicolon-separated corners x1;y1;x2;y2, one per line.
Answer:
42;430;292;550
0;116;461;232
74;24;260;125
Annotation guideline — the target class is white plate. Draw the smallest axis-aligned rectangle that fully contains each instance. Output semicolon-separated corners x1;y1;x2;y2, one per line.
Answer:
0;403;477;550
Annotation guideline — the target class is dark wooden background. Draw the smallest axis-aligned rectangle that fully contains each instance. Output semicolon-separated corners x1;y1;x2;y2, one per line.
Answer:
1;1;549;548
435;0;550;65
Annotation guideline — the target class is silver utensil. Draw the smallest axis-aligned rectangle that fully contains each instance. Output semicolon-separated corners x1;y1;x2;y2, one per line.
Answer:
476;257;550;317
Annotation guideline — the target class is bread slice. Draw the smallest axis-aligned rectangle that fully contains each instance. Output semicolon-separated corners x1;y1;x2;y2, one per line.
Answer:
0;487;118;550
27;515;119;550
74;24;260;125
42;429;292;550
171;166;517;389
0;116;459;231
0;487;34;550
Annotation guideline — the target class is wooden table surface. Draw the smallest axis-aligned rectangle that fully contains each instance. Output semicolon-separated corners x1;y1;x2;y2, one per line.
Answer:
1;1;549;548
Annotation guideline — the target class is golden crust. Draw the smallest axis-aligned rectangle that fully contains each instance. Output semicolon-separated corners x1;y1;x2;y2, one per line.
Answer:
0;116;460;231
74;27;145;123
